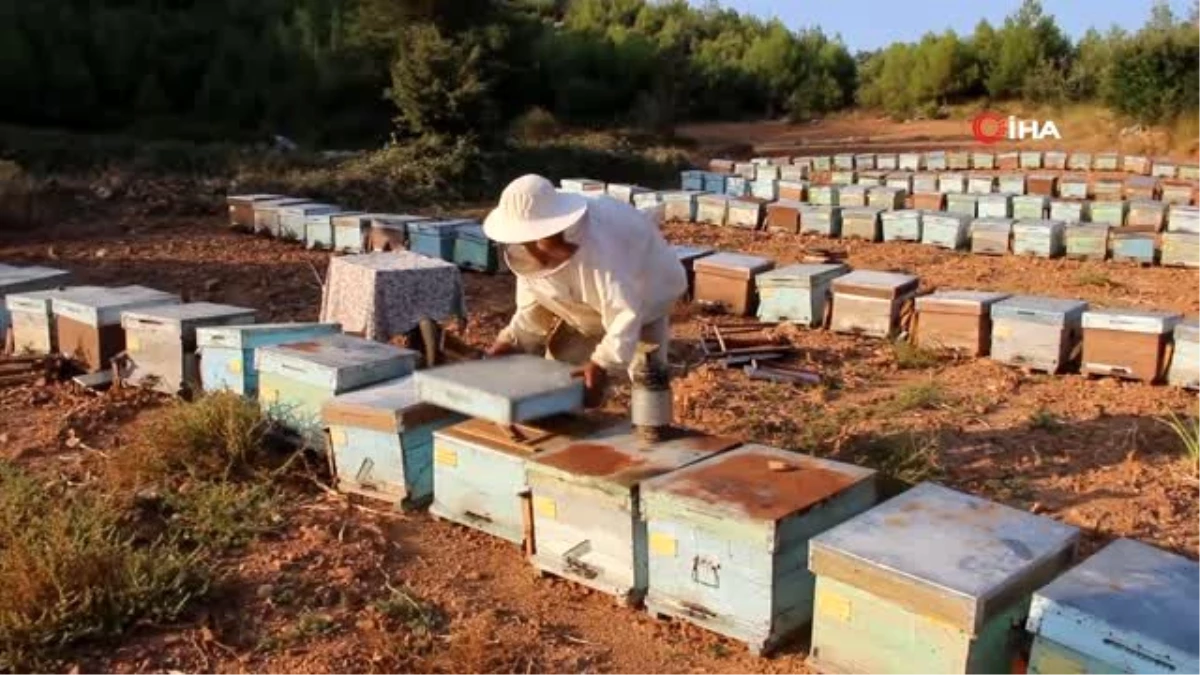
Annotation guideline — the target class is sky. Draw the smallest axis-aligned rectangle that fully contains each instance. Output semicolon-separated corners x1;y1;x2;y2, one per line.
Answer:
696;0;1196;51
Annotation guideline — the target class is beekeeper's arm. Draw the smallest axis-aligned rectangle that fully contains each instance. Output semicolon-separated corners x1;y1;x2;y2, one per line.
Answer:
491;276;557;355
588;268;646;372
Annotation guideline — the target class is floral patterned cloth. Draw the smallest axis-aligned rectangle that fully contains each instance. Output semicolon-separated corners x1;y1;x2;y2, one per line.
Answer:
319;252;466;341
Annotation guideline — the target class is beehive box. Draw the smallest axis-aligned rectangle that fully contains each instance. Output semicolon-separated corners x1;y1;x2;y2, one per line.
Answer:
453;224;499;273
258;335;418;446
528;425;740;604
915;290;1011;356
990;296;1088;373
1168;319;1199;389
697;194;731;226
1;266;72;344
227;194;282;230
925;151;948;171
780;165;806;182
769;156;791;167
694;253;775;317
756;263;849;326
1013;220;1066;258
332;213;381;253
414;355;583;425
633;190;662;210
410;219;473;261
830;170;857;186
1081;308;1181;383
1012;195;1050;220
728;198;766;230
674;245;715;298
1058;174;1089;200
1020;150;1043;169
734;162;757;179
809;185;840;206
305;210;359;250
765;200;804;234
1092;178;1123;202
1042;150;1067;170
5;286;103;355
431;414;624;545
884;172;912;193
880;209;922;242
725;176;751;198
777;180;807;202
977;194;1012;219
1151;159;1179;178
833;154;855;170
1124;176;1159;201
251;198;310;235
279;203;341;242
876;154;898;171
121;303;257;395
970;218;1014;256
560;178;605;194
938;173;966;194
945;193;979;218
791;157;814;173
1122;155;1151;175
838;185;869;208
812;156;833;172
1110;231;1156;265
709;159;735;173
703;172;729;194
681;170;706;191
841;207;883;242
997;150;1020;170
800;205;842;237
1162;232;1200;268
197;322;341;397
1067;152;1092;170
1026;538;1198;675
830;270;919;339
947;150;971;170
1181;164;1200;180
642;445;877;655
1064;224;1110;261
53;286;180;372
606;183;650;205
911;192;945;211
854;170;882;186
1090;200;1128;226
1161;180;1196;205
1049;200;1089;223
323;377;462;507
1127;200;1166;231
921;212;971;250
1094;152;1119;171
1168;204;1200;233
967;174;995;195
808;482;1079;675
854;153;877;170
898;153;923;171
912;172;939;194
751;179;779;201
971;151;995;169
868;186;905;211
998;173;1026;196
368;215;429;253
663;191;701;222
1026;173;1057;197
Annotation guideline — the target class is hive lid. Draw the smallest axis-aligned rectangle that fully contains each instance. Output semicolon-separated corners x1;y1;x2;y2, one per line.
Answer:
730;196;767;208
1065;222;1109;235
371;214;431;232
411;218;474;235
881;209;921;222
1060;173;1088;184
321;376;458;432
528;424;740;491
414;355;584;425
253;197;311;210
280;202;341;216
5;286;106;314
662;190;702;201
833;270;919;298
228;193;283;203
0;265;71;294
1082;307;1181;334
671;245;715;264
839;185;868;196
697;194;731;205
916;290;1011;316
1110;230;1154;241
332;212;386;226
946;192;978;203
1012;195;1050;205
1125;175;1158;188
757;263;848;289
693;253;774;280
51;285;180;327
331;251;459;273
991;295;1088;325
455;224;488;242
809;482;1080;635
923;212;971;226
257;334;417;392
1013;219;1065;233
121;302;257;334
196;322;341;349
1028;538;1198;673
767;199;806;211
979;193;1013;203
435;412;626;458
842;207;883;220
641;444;874;524
1128;199;1166;212
972;218;1014;232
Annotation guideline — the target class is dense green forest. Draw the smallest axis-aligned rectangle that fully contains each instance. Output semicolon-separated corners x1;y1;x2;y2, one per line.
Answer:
0;0;1196;148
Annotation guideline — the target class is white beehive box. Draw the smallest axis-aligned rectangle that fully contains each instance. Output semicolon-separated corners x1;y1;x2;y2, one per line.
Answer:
121;302;258;395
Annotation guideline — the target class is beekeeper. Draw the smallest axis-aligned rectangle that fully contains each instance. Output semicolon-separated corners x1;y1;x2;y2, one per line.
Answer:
483;174;686;438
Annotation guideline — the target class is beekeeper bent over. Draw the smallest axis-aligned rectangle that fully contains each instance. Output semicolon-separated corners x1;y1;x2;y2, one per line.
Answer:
483;174;686;438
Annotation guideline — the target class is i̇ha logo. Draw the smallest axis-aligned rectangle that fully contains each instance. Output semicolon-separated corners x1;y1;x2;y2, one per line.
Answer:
972;111;1062;144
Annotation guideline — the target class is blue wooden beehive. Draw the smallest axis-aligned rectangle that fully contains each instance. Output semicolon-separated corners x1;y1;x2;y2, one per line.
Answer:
702;172;728;194
921;212;971;250
838;185;869;208
681;170;706;191
780;165;806;182
410;219;473;261
841;207;883;241
1167;204;1199;233
756;263;849;326
881;209;922;242
1064;224;1110;261
453;224;499;273
323;376;462;508
925;150;948;171
0;265;72;343
725;176;751;198
414;355;583;426
1067;152;1092;170
1110;231;1156;265
990;295;1088;373
1168;318;1199;389
898;153;923;171
800;205;842;237
970;217;1014;255
967;173;995;195
755;164;781;181
121;302;257;395
1026;538;1198;675
809;185;839;206
278;203;341;242
696;194;731;226
1162;232;1200;268
251;197;310;235
946;193;979;217
1059;175;1089;200
809;482;1079;675
938;172;966;194
332;213;381;253
527;424;740;605
1012;195;1049;220
306;210;360;250
1012;219;1066;258
257;334;418;448
662;191;701;222
642;445;877;655
1049;200;1089;223
812;156;833;171
197;322;341;397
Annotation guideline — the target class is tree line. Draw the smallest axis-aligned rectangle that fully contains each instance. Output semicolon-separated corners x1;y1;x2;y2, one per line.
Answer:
0;0;1195;148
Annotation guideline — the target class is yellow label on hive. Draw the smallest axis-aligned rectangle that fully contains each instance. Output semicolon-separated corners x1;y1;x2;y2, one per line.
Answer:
127;335;140;352
228;359;242;375
434;445;458;468
262;388;278;403
331;429;347;446
1036;649;1085;674
817;589;852;622
648;532;677;557
533;496;557;519
994;324;1012;339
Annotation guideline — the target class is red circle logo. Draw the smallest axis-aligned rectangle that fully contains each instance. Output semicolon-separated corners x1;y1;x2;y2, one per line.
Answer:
972;112;1007;144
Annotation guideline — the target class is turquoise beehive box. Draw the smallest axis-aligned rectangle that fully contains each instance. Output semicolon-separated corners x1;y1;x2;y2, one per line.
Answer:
926;150;948;171
990;296;1088;373
881;209;922;242
323;376;463;508
1059;175;1089;200
912;172;939;194
833;153;855;170
977;194;1013;219
1067;152;1091;170
725;175;751;197
681;170;705;191
1026;538;1198;675
830;170;857;186
938;172;966;194
876;153;898;170
808;482;1079;675
414;355;583;425
120;302;258;396
452;224;499;273
1109;231;1156;265
1091;201;1128;226
642;445;877;655
756;263;849;327
306;210;360;250
257;334;418;447
197;322;342;397
922;212;971;250
702;172;728;194
527;424;740;605
409;219;473;261
278;202;341;242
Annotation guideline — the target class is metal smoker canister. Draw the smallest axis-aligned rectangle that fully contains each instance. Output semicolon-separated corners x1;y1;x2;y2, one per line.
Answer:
630;346;672;442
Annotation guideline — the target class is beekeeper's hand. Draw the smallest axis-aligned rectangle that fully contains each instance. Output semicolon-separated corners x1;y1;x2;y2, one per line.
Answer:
486;340;519;358
572;361;608;408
